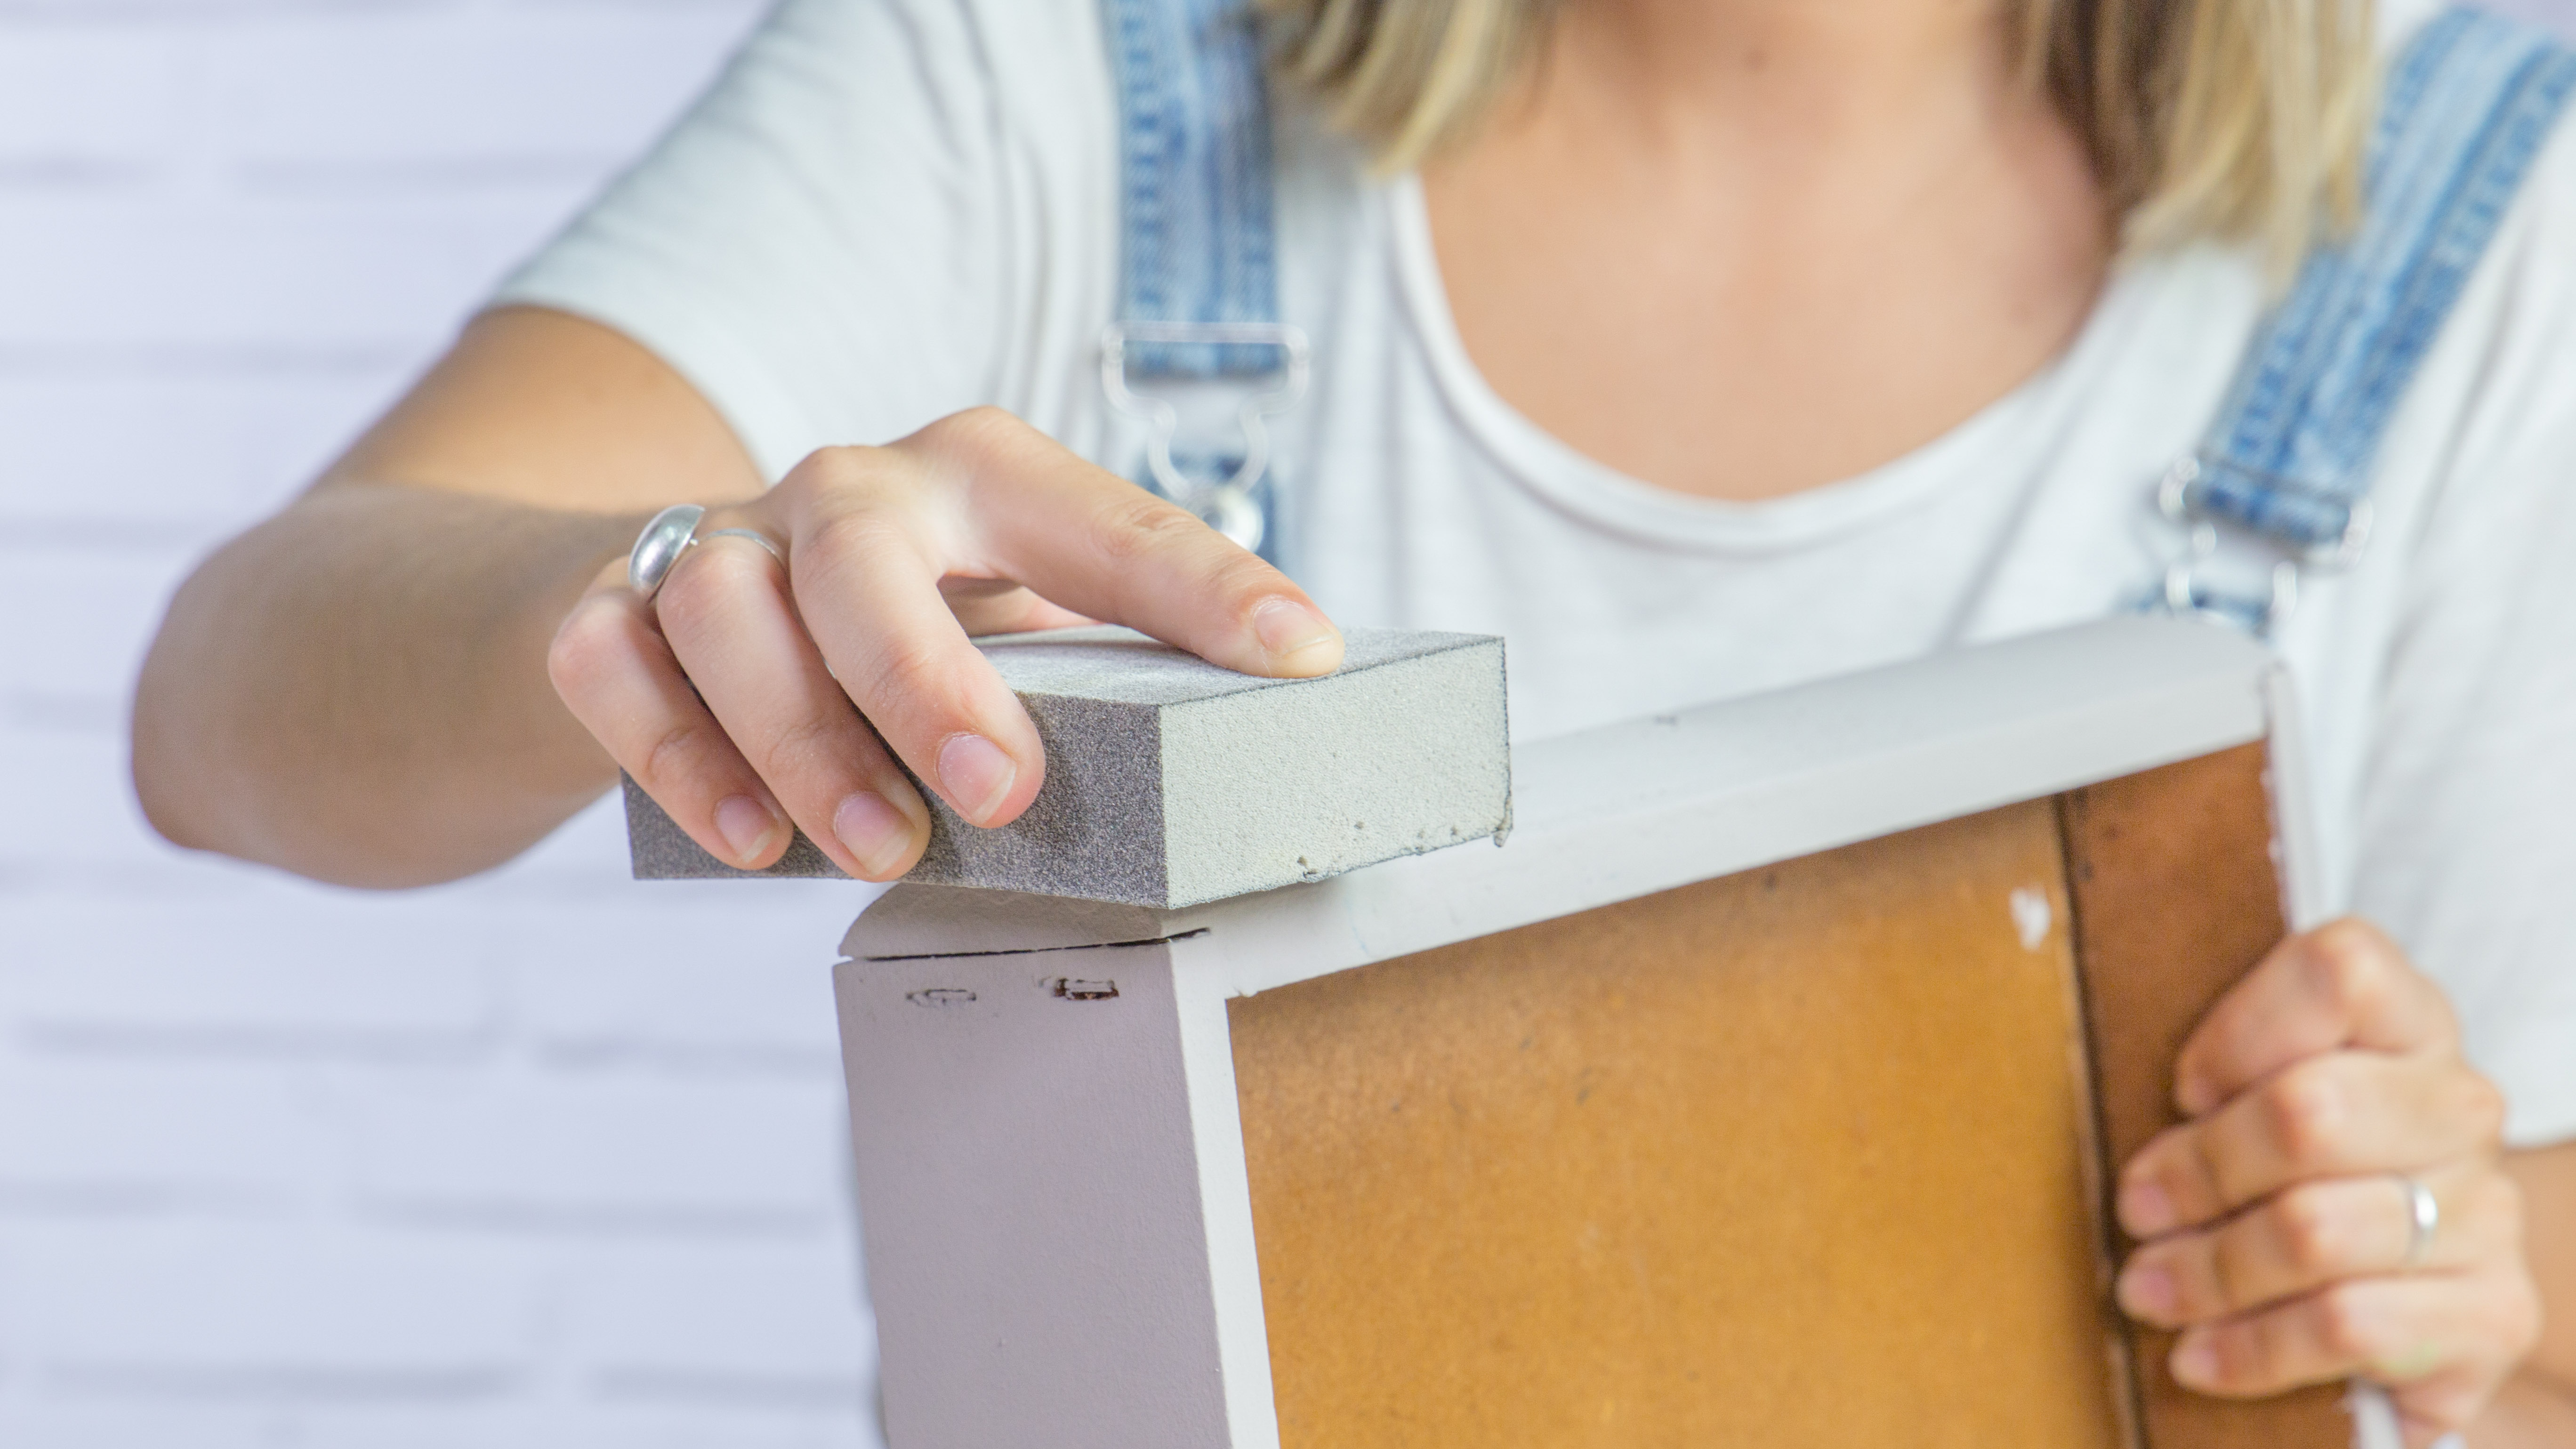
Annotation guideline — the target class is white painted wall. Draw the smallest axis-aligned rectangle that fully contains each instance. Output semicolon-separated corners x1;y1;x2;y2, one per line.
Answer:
3;0;2572;1445
0;3;888;1445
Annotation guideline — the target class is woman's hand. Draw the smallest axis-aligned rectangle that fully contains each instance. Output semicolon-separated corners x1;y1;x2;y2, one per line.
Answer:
544;406;1344;883
2113;919;2542;1446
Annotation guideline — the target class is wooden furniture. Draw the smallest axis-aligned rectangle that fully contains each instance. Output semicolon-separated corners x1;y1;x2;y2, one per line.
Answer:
829;619;2370;1449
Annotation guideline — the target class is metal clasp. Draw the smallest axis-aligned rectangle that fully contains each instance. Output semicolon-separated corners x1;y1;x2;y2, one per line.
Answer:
1099;322;1311;555
2151;453;2373;636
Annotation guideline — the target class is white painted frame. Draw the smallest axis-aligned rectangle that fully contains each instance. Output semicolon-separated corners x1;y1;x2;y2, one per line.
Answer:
833;617;2358;1449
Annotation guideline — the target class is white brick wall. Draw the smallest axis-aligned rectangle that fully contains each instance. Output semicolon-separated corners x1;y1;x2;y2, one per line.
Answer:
8;1;2576;1445
0;2;892;1444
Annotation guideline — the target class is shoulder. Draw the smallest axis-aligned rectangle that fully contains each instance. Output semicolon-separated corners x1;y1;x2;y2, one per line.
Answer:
2349;35;2576;627
2410;16;2576;357
495;0;1122;473
2414;90;2576;491
2368;27;2576;518
2361;8;2576;370
2493;81;2576;293
695;0;1108;137
730;0;1101;65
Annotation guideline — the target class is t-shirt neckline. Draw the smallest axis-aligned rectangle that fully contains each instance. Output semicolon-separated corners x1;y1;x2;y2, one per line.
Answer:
1383;169;2148;554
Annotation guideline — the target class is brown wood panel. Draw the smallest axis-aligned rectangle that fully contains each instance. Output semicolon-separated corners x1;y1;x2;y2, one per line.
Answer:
2060;743;2348;1449
1231;799;2125;1448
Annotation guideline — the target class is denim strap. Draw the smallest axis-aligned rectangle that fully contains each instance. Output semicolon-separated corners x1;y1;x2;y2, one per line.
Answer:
2179;8;2576;565
1100;0;1280;377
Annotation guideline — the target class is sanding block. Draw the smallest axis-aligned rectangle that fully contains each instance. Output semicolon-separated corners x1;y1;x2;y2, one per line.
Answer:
622;625;1511;908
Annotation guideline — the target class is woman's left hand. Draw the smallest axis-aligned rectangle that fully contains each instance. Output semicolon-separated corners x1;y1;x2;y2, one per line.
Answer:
2113;918;2542;1447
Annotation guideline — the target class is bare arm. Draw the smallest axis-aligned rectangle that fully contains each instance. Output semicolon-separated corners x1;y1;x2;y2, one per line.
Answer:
2470;1143;2576;1448
133;308;763;886
134;305;1341;887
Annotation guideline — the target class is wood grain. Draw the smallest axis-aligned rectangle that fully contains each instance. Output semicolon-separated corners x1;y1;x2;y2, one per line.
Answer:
1230;799;2125;1448
2060;743;2349;1449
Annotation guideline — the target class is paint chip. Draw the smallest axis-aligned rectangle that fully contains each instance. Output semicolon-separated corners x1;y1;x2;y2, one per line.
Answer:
906;988;977;1008
2009;886;2053;951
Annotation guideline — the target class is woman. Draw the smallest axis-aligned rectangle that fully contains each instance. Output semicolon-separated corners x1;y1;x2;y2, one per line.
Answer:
132;0;2574;1441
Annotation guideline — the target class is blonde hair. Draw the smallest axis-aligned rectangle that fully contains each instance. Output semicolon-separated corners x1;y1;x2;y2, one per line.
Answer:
1265;0;2375;267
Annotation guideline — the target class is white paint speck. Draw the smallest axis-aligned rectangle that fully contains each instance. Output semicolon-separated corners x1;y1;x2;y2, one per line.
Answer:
2009;886;2053;951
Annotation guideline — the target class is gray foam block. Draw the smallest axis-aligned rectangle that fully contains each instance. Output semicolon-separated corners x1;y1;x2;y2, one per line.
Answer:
624;625;1511;908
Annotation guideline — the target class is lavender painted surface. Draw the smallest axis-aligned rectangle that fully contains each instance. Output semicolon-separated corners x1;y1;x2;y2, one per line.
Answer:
834;943;1234;1449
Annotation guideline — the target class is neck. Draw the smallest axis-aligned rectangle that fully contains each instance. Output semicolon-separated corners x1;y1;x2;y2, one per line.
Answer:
1415;0;2112;502
1507;0;2035;171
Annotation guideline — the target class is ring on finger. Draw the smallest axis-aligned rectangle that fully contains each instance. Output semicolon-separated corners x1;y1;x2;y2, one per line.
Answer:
629;506;788;603
2395;1174;2439;1267
629;504;708;601
703;527;787;570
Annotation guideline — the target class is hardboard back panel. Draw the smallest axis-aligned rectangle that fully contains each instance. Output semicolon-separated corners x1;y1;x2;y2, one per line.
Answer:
1230;745;2347;1449
1228;797;2123;1447
2060;743;2349;1448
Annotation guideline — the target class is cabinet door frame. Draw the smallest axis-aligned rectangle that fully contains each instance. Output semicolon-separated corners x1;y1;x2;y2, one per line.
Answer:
832;619;2377;1449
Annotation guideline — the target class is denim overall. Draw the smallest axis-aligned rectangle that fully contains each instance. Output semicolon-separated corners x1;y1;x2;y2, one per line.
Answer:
2159;8;2576;633
1097;2;2576;631
1096;0;1300;558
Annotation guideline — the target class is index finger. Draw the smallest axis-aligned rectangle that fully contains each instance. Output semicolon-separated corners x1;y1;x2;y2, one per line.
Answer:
2174;918;2459;1119
921;409;1345;678
773;411;1348;833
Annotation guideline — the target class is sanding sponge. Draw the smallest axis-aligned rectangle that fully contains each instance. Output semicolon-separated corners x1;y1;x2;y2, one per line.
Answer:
624;625;1511;908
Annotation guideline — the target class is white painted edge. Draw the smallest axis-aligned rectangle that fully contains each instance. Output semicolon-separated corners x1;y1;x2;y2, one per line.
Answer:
2265;668;2394;1449
1171;970;1281;1449
2263;662;2334;934
1164;617;2276;1002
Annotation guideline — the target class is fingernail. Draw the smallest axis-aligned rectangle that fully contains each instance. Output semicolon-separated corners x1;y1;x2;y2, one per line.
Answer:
938;734;1017;825
2117;1263;2176;1321
714;794;780;866
834;790;917;878
2170;1336;2220;1388
1252;598;1339;665
2119;1177;2176;1237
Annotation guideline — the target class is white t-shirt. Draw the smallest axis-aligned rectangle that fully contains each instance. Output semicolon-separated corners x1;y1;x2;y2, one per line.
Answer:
498;0;2576;1145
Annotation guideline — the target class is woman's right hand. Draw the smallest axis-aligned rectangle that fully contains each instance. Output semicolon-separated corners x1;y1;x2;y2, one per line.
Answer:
545;406;1345;881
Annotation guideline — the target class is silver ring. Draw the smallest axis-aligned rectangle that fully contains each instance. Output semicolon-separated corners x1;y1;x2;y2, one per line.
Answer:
2398;1175;2439;1267
628;504;707;601
703;527;787;570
